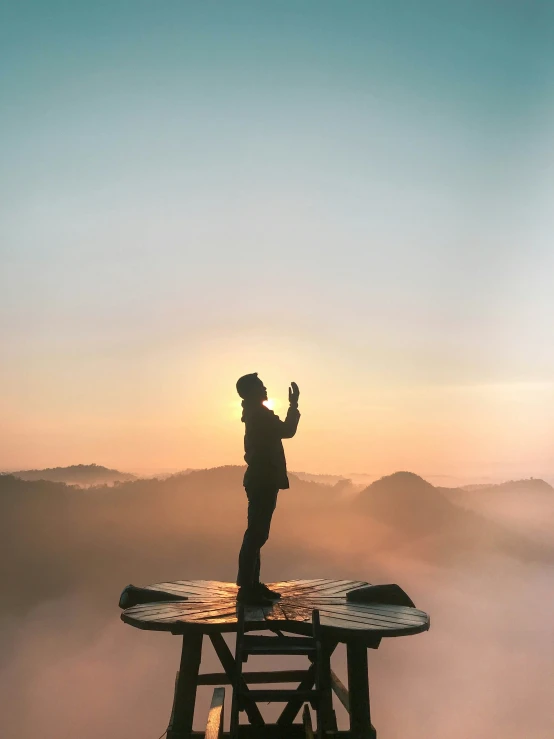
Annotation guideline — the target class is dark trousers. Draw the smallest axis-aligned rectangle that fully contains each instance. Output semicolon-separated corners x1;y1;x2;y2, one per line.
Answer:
236;484;279;589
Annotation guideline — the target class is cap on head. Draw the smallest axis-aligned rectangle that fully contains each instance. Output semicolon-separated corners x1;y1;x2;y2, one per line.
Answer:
236;372;261;399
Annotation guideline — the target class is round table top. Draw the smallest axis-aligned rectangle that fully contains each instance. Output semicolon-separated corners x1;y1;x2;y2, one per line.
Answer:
121;579;430;642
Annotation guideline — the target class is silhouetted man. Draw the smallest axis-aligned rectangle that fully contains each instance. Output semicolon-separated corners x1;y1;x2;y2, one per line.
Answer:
235;373;300;605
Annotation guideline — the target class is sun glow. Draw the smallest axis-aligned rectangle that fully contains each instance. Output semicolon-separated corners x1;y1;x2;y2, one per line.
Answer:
263;398;276;410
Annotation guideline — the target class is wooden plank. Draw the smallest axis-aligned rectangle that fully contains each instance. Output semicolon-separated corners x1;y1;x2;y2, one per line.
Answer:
296;596;363;603
330;670;349;713
262;602;289;621
243;635;316;648
243;645;316;656
186;610;240;622
325;600;425;617
276;601;426;632
132;611;234;625
275;580;332;594
241;688;318;702
121;600;232;616
263;608;289;622
167;629;203;739
168;671;180;729
278;584;350;599
319;616;383;632
191;579;237;591
287;581;368;597
317;606;406;625
316;613;427;637
271;579;328;590
174;580;238;596
191;730;354;739
288;592;369;605
331;601;427;620
182;606;239;620
146;580;227;598
316;604;428;627
148;582;201;593
316;606;428;628
323;602;427;623
320;616;416;633
188;616;245;627
274;605;314;622
320;617;428;636
123;602;192;616
213;725;313;739
154;584;230;599
198;670;310;686
204;687;225;739
126;603;237;621
303;704;314;739
265;601;424;634
346;642;376;739
147;584;221;598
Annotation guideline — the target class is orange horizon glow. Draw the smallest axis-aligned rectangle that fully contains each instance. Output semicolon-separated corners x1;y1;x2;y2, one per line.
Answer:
1;333;553;482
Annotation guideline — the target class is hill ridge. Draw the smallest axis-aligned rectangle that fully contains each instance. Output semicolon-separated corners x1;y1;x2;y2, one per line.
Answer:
5;463;136;485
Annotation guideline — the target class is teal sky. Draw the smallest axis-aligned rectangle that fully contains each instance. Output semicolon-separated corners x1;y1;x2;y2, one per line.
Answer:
1;1;554;477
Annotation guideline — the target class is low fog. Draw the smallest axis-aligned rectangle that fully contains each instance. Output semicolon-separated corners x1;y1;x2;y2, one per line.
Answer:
0;467;553;739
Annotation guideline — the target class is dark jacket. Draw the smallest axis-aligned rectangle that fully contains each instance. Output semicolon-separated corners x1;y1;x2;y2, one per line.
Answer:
242;403;300;490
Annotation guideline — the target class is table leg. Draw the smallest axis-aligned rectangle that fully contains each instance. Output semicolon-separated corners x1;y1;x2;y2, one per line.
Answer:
346;642;376;739
167;629;203;739
319;638;338;733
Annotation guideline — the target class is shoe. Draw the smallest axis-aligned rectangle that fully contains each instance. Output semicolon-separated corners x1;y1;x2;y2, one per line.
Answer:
236;587;274;606
254;582;281;600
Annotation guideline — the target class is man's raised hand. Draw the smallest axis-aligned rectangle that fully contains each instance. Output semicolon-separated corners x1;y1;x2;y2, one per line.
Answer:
289;382;300;406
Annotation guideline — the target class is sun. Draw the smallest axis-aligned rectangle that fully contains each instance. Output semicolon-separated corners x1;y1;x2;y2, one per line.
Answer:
263;398;275;410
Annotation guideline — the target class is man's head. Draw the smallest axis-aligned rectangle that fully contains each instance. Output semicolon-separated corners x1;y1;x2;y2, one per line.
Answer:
236;372;268;402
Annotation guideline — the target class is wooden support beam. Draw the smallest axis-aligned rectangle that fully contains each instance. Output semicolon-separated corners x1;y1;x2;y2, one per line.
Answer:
276;664;315;726
169;671;180;729
318;639;338;733
198;670;311;686
204;687;225;739
303;704;315;739
277;639;338;728
330;669;350;713
167;629;203;739
208;633;264;727
346;642;376;739
191;730;355;739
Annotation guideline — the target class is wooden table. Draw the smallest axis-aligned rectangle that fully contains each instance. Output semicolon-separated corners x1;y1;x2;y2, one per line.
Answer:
121;579;430;739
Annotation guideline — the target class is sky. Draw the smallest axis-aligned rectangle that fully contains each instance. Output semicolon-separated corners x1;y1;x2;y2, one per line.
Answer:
1;1;554;479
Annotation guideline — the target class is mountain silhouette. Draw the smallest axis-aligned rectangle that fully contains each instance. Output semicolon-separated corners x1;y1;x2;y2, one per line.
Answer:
354;471;554;564
444;477;554;546
355;471;454;529
5;463;137;486
1;464;552;619
461;478;553;493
